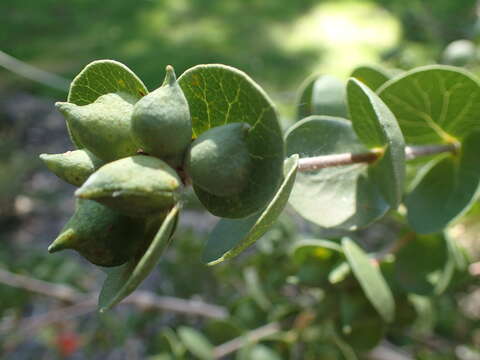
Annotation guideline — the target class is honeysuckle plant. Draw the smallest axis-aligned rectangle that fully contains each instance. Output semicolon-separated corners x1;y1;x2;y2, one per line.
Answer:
41;59;479;355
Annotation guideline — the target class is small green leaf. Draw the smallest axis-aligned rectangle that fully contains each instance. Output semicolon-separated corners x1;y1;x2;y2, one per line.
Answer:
179;64;284;218
291;239;343;263
202;155;298;265
378;65;480;144
177;327;214;360
347;78;405;207
237;344;282;360
295;74;347;120
40;149;104;186
338;292;385;352
291;239;344;287
394;234;448;295
285;116;389;230
66;60;148;148
295;74;316;120
342;238;395;323
405;131;480;233
68;60;148;106
351;65;390;91
98;205;179;311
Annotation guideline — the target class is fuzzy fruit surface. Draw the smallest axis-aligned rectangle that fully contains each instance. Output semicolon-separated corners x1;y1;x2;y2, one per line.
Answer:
76;155;181;217
56;92;139;162
186;122;252;197
131;66;192;164
48;199;145;267
40;149;104;187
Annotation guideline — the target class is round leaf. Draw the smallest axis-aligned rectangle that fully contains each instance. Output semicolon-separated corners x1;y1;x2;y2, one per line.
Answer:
347;78;405;207
350;65;390;91
295;74;347;120
405;131;480;234
66;60;148;147
68;60;148;106
291;239;344;286
178;64;284;218
378;65;480;145
202;155;298;265
285;116;389;230
394;233;448;295
98;205;179;311
342;238;395;323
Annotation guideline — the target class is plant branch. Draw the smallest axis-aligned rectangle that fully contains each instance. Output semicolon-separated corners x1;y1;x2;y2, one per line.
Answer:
213;322;281;359
297;143;457;172
0;50;70;92
0;267;228;331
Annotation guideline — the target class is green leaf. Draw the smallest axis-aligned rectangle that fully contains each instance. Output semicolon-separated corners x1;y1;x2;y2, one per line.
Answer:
378;65;480;144
351;65;390;91
295;74;316;120
68;60;148;106
395;234;448;295
244;267;271;310
347;78;405;207
338;292;385;352
291;239;344;287
342;238;395;323
291;239;343;263
67;60;148;148
295;74;347;120
178;64;284;218
237;344;282;360
98;205;179;311
285;116;389;230
405;131;480;233
202;155;298;265
178;327;214;360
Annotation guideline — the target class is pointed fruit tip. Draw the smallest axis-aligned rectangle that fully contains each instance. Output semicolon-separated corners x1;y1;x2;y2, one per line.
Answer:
48;229;76;253
164;65;177;86
55;101;75;115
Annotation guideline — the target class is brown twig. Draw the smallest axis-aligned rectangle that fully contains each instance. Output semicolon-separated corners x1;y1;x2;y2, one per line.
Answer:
0;266;228;337
297;143;457;172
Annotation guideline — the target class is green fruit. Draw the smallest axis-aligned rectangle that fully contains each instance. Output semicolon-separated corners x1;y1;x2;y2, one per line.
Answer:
48;199;145;267
186;122;252;197
40;149;104;186
75;155;182;217
56;92;138;162
131;66;192;165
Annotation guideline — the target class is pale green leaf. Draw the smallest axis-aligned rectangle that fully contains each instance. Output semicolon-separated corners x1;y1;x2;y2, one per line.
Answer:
98;205;179;311
405;131;480;233
347;78;405;207
378;65;480;144
351;65;390;91
342;238;395;323
203;155;298;265
285;116;389;230
178;327;213;360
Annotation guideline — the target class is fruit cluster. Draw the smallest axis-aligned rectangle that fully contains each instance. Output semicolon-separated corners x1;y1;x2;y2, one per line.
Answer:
41;66;253;267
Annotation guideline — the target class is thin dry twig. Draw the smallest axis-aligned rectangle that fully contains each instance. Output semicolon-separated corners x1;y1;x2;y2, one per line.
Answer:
212;322;281;359
0;266;228;337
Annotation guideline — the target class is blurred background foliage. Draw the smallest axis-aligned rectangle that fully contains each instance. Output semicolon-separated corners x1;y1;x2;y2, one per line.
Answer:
2;0;480;359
